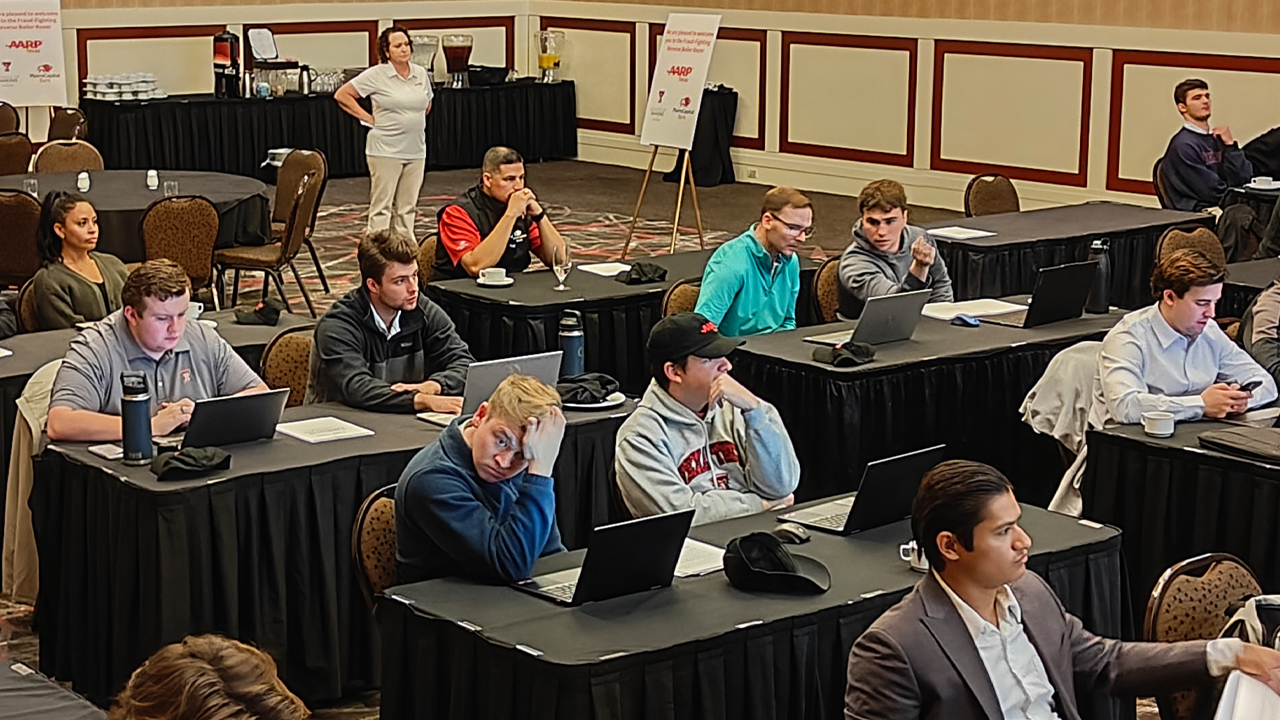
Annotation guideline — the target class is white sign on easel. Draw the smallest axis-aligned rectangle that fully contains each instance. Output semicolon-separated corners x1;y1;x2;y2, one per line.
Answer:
639;13;720;150
0;0;67;106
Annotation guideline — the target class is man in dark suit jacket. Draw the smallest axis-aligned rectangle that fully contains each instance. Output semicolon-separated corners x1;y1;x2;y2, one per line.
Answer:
845;460;1280;720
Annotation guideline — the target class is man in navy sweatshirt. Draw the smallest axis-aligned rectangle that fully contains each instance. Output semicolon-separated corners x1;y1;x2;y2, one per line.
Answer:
395;374;567;583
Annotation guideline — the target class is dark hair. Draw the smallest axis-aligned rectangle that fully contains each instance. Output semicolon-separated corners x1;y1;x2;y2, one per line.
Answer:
482;146;524;174
1151;249;1225;300
121;259;190;314
911;460;1013;572
650;356;688;391
37;191;93;265
857;179;908;215
358;228;418;284
1174;78;1209;106
377;26;412;64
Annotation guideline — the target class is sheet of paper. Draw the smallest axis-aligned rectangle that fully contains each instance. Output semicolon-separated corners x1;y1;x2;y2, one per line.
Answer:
803;329;852;346
922;299;1027;321
928;226;997;240
675;538;725;577
1223;406;1280;427
1215;671;1280;720
579;262;631;277
276;417;374;444
0;347;13;359
246;28;278;61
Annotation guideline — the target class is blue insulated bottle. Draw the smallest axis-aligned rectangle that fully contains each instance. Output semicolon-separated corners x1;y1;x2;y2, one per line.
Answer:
121;371;153;465
559;310;584;377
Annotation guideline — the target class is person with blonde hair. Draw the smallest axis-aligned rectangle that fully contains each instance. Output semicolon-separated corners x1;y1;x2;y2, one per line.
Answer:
395;374;566;583
107;634;309;720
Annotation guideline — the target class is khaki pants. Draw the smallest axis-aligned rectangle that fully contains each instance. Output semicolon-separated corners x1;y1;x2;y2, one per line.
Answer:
367;156;426;242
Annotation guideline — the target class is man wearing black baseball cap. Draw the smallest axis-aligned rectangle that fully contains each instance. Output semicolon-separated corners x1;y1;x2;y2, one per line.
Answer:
614;312;799;526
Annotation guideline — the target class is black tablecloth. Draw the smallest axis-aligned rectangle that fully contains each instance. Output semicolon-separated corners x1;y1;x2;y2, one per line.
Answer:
0;171;270;262
662;87;737;188
30;400;629;706
730;309;1123;507
0;660;104;720
1222;257;1280;318
928;202;1212;309
426;250;817;394
379;504;1130;720
83;82;577;182
1082;421;1280;623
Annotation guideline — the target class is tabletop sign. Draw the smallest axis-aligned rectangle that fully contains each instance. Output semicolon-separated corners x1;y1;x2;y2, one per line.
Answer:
0;0;67;107
639;13;721;150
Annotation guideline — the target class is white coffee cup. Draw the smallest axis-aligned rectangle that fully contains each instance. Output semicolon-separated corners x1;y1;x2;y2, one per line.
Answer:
187;300;204;320
899;540;929;573
1141;411;1175;437
479;267;507;284
1254;176;1275;188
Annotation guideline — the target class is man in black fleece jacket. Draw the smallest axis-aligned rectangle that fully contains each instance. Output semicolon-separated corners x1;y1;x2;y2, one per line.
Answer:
306;229;474;412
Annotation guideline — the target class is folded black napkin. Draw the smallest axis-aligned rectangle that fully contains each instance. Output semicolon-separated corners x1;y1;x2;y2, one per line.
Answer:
151;447;231;482
234;298;287;326
812;341;875;367
557;373;621;404
614;262;668;285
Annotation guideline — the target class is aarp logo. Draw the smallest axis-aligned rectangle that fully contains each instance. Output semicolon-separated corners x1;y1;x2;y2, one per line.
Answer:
7;40;42;53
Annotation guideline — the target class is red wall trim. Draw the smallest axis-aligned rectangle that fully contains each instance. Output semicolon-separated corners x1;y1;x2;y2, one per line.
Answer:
1106;49;1280;195
243;21;380;69
931;40;1092;187
396;16;516;70
77;25;226;84
648;25;766;151
779;32;917;167
541;17;636;135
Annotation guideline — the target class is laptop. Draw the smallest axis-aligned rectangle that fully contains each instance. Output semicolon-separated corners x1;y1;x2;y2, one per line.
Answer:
155;388;291;449
514;508;695;606
417;350;563;426
803;289;932;346
778;444;945;535
981;261;1099;329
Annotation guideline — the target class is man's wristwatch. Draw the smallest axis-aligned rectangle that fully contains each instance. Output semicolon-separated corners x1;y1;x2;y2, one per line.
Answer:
529;210;546;224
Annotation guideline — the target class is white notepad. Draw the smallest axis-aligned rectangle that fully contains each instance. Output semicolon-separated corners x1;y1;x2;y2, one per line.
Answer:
675;538;725;577
928;226;997;240
276;417;375;444
922;299;1027;321
579;262;632;277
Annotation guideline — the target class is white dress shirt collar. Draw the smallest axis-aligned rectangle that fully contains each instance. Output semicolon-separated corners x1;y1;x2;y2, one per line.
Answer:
1184;121;1211;135
933;571;1021;637
370;302;401;338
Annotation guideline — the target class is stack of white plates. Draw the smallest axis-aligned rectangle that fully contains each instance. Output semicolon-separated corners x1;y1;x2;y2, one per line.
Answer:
83;73;167;101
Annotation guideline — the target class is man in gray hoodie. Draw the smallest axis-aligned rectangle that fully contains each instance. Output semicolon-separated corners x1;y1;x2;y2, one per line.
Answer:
837;179;953;318
614;313;800;526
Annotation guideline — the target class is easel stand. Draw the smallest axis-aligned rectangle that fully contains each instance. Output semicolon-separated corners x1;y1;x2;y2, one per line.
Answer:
621;145;705;259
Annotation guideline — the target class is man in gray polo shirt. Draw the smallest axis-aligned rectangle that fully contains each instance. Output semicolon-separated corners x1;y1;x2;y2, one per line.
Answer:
46;259;268;442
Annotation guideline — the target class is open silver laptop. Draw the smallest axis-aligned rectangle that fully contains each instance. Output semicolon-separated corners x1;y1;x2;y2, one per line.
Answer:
779;444;945;534
804;289;932;346
417;350;563;426
155;388;291;449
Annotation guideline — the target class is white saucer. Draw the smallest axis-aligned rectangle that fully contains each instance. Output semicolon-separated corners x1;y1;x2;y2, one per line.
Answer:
198;319;218;328
563;391;627;411
476;277;514;287
1247;182;1279;191
1143;429;1173;438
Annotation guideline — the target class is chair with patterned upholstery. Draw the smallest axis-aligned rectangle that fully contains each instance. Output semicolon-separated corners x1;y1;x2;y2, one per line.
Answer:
141;195;221;309
418;233;437;287
47;107;88;141
272;149;330;293
215;172;319;317
1145;553;1262;720
0;190;41;289
964;174;1020;217
259;326;314;408
1156;226;1227;268
0;132;32;175
33;139;104;174
16;277;37;333
352;484;399;612
1154;158;1174;209
661;278;701;317
0;102;18;134
812;257;841;323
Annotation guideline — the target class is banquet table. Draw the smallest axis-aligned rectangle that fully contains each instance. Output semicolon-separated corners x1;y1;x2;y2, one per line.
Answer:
378;504;1130;720
0;170;270;262
0;660;104;720
927;202;1211;308
425;250;817;394
30;399;632;706
729;307;1123;507
1221;257;1279;318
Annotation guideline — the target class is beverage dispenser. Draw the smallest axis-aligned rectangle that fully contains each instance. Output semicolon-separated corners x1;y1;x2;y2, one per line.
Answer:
213;30;241;99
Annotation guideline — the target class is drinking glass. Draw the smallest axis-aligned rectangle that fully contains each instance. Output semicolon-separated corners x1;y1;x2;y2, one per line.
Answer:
552;245;572;291
21;176;37;197
162;180;179;196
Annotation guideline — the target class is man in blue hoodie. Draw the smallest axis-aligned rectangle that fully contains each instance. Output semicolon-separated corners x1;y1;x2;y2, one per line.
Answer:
396;374;567;583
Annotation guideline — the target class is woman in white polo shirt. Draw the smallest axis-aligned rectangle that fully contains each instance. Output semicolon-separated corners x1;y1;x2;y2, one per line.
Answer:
335;25;433;242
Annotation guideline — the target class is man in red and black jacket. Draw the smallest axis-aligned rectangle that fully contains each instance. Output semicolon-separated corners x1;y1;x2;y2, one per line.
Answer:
434;146;568;280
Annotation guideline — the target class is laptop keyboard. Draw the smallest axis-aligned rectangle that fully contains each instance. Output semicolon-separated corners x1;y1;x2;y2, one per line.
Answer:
542;582;577;602
808;513;849;530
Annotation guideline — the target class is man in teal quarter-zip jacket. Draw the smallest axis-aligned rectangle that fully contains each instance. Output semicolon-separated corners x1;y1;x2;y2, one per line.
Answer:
695;187;811;337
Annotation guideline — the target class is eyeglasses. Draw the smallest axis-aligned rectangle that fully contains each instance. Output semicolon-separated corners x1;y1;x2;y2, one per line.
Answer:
768;212;814;238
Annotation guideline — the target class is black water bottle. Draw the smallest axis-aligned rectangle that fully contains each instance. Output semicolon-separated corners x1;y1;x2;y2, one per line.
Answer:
1085;238;1111;314
121;371;153;466
559;310;584;378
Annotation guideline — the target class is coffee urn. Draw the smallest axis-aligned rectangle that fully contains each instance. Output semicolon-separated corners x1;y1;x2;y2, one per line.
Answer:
213;31;241;99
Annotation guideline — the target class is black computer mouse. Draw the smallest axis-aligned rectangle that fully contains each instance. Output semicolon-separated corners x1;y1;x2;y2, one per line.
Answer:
772;522;811;544
950;314;980;328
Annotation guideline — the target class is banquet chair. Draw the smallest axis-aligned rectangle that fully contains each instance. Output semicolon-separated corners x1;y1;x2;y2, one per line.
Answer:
963;174;1020;217
1153;158;1174;209
661;279;700;317
1020;340;1102;516
1156;226;1227;267
1145;553;1261;720
215;172;320;318
0;190;42;288
417;233;438;286
0;132;32;175
352;484;398;612
259;326;313;408
812;257;841;323
141;195;221;310
32;139;104;174
16;278;37;332
46;107;88;141
272;149;330;293
0;102;18;133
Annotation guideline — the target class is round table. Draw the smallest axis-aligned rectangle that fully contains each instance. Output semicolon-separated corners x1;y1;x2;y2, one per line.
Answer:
0;170;271;263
